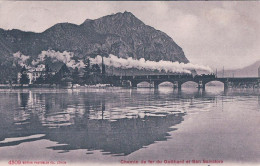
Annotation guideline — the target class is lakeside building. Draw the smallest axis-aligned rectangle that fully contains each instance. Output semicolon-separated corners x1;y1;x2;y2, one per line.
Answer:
17;64;56;84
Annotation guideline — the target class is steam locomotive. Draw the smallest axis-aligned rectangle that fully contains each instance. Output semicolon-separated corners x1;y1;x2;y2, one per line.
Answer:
194;73;216;79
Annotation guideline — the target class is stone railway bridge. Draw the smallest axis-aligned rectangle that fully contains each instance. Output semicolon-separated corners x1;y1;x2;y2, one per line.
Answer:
109;75;260;90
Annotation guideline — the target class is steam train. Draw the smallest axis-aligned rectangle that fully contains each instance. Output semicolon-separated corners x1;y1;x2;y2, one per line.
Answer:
120;73;216;80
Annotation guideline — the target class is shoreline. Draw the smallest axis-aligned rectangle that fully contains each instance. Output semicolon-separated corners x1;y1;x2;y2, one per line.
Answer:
0;83;124;89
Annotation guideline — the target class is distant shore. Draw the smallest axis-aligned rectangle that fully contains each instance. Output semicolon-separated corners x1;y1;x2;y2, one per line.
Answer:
0;83;118;89
0;82;226;90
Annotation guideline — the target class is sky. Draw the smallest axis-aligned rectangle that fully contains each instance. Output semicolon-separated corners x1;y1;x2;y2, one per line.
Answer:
0;1;259;70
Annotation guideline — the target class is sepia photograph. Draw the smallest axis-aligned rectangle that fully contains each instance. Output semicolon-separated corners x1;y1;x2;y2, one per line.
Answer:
0;1;259;166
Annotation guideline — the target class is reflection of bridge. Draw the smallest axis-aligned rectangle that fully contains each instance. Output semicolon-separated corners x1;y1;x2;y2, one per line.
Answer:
112;75;260;90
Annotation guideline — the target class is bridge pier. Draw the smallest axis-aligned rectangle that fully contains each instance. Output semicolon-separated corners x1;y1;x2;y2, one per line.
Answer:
197;81;205;90
224;82;228;90
154;84;159;89
131;82;137;88
172;81;182;90
197;84;205;90
224;81;233;89
152;81;158;89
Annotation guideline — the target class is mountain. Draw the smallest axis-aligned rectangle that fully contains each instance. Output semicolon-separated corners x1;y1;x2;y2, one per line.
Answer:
0;11;189;82
219;60;260;77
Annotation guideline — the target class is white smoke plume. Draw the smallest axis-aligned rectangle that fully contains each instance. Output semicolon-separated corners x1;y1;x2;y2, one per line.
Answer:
32;50;85;69
90;55;213;74
14;50;212;74
13;52;30;67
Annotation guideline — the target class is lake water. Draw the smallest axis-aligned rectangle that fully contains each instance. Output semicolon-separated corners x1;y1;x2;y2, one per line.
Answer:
0;87;259;165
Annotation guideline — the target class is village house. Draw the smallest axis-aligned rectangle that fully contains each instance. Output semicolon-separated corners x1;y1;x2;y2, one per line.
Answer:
17;64;56;84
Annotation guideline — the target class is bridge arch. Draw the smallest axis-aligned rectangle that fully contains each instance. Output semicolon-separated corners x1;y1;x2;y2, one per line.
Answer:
205;80;225;89
158;81;174;88
137;81;152;87
180;80;198;88
204;79;225;84
129;80;153;88
205;80;225;85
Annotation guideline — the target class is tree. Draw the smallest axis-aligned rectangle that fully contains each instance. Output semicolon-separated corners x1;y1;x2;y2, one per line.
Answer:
49;64;69;84
83;58;92;84
45;64;50;72
19;66;29;85
83;58;91;76
44;64;53;84
91;64;101;74
72;67;80;84
59;64;70;77
51;73;62;85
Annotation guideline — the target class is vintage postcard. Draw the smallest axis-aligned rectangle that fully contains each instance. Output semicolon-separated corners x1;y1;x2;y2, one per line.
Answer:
0;1;259;166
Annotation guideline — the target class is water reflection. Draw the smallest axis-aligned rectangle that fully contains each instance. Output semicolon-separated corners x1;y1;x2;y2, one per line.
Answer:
0;89;188;156
46;113;185;155
0;88;259;157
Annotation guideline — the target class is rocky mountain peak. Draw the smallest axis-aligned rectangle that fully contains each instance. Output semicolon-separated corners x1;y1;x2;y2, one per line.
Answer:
83;11;141;24
0;11;189;81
